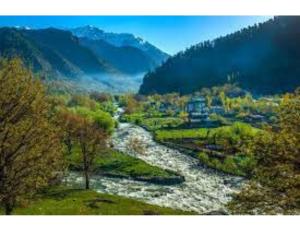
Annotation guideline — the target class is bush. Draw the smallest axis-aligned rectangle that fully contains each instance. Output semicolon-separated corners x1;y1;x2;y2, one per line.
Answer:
222;156;238;173
198;152;209;163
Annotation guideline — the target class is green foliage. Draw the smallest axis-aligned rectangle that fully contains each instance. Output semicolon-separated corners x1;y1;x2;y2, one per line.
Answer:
0;58;63;214
228;90;300;214
198;152;256;176
157;122;259;176
69;106;115;134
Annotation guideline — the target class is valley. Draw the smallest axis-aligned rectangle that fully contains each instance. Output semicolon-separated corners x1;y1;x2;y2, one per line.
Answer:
1;16;299;215
66;106;244;214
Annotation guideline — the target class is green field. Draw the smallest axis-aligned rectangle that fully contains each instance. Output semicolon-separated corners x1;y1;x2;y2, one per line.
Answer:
155;128;209;140
155;122;260;141
121;113;184;131
154;122;260;176
1;187;195;215
69;148;181;181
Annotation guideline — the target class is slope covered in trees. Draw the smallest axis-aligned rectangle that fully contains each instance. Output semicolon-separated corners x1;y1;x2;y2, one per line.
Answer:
0;27;115;79
139;16;300;95
70;26;169;67
79;37;156;74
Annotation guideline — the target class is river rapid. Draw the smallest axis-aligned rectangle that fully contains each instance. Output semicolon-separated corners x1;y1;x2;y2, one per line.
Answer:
67;107;244;214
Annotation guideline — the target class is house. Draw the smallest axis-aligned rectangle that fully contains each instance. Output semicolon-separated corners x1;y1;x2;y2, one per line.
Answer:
210;106;225;115
186;97;209;123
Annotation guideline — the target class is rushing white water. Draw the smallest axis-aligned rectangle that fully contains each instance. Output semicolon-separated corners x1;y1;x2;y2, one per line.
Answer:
67;107;244;214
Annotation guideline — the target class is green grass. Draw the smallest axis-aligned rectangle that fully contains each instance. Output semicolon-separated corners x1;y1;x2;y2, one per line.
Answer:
1;187;195;215
141;117;184;131
155;128;210;140
198;152;256;176
121;113;184;131
155;122;260;141
69;148;178;179
155;122;261;176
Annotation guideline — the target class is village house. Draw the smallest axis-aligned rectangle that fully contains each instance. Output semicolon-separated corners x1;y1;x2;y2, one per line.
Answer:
186;96;209;123
210;105;225;115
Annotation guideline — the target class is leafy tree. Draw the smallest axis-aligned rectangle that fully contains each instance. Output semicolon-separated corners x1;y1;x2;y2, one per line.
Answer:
57;110;78;156
0;59;63;214
122;94;140;114
71;106;115;134
71;115;108;190
89;91;112;103
179;111;188;123
228;90;300;214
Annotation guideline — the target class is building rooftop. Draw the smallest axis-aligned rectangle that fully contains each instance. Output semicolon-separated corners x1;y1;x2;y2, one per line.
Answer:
188;96;206;103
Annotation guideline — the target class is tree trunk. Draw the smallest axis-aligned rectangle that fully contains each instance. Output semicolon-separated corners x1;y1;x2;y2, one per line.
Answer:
4;201;13;215
81;142;90;190
84;169;90;190
64;136;72;156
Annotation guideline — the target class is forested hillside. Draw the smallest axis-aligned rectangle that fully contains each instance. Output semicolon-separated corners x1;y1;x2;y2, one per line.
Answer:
70;26;169;67
139;17;300;95
79;37;156;74
0;27;115;79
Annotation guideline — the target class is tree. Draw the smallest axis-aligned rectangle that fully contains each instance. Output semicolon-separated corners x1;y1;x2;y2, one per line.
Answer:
73;116;108;190
0;59;63;215
228;90;300;214
57;110;78;156
179;111;188;123
123;94;140;114
128;137;146;155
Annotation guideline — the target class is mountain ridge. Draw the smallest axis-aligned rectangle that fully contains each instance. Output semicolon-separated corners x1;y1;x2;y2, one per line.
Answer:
139;16;300;95
0;26;169;92
70;26;169;68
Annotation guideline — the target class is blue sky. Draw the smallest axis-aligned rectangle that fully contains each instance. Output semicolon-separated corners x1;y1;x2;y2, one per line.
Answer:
0;16;272;54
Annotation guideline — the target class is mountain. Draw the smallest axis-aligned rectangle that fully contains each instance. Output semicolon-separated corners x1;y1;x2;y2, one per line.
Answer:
70;26;169;73
0;27;150;93
139;16;300;95
0;27;115;79
78;37;157;74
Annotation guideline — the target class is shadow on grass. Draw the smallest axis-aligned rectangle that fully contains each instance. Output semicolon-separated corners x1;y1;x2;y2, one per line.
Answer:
85;198;115;209
38;187;84;200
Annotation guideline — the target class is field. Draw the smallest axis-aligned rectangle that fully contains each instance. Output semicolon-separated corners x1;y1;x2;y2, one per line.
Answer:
121;113;184;131
154;122;260;176
0;187;194;215
69;147;182;183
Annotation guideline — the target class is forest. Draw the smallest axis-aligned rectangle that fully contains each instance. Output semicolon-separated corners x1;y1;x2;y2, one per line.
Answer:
140;16;300;95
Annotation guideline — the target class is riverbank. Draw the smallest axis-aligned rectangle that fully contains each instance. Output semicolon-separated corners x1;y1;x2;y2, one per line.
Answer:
1;186;194;215
69;148;184;185
65;105;244;214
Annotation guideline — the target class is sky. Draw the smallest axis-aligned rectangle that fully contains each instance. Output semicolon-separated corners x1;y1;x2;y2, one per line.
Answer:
0;16;272;54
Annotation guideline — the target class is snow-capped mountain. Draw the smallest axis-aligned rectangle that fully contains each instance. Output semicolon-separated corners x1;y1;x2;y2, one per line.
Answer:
70;26;169;66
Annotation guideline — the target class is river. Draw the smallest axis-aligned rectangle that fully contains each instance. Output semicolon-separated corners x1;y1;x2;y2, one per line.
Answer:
67;107;244;214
